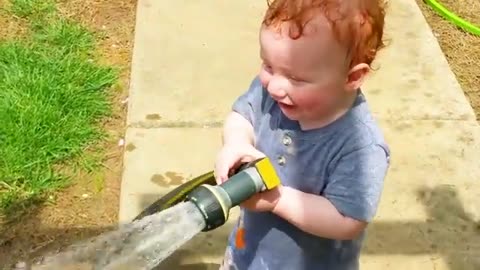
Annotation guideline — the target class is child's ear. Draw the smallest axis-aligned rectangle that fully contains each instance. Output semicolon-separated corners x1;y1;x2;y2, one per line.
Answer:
345;63;370;91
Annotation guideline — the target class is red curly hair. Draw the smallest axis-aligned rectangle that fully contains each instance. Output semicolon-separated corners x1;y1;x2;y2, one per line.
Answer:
263;0;386;68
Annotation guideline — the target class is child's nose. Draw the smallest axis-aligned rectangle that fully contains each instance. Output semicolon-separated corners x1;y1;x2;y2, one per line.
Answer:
267;78;288;100
268;86;287;101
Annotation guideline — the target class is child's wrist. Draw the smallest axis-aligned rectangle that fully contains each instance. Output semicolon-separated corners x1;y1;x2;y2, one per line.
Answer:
272;185;289;215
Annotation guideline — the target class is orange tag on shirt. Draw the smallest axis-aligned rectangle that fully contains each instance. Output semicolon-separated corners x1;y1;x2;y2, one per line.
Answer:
235;227;246;249
235;210;246;249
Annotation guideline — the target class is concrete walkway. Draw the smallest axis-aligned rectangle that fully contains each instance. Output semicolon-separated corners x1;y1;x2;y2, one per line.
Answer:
119;0;480;269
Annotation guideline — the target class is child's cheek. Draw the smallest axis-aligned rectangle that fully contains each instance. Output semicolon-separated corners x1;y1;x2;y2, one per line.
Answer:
258;70;270;88
296;92;327;110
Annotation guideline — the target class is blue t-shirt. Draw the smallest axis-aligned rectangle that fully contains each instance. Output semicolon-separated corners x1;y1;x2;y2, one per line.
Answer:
223;77;390;270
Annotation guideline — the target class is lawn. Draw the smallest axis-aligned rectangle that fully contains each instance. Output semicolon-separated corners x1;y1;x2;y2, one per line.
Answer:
0;0;117;220
0;0;135;266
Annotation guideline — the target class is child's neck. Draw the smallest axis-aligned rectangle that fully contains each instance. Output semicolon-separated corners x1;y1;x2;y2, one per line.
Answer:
299;91;358;131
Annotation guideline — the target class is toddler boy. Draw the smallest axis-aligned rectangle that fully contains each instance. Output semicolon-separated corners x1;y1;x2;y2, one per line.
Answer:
214;0;390;269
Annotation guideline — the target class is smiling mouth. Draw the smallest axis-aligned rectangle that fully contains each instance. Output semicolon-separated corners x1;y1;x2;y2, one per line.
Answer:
278;102;295;110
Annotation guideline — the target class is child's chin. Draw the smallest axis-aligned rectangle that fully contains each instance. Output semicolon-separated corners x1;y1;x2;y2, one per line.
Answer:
279;106;300;120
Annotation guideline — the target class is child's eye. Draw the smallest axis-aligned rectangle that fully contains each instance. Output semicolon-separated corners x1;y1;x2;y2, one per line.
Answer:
288;74;302;82
262;63;272;73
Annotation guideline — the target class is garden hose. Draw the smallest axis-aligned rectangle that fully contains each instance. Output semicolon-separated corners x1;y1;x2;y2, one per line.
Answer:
424;0;480;36
133;170;217;221
133;157;281;231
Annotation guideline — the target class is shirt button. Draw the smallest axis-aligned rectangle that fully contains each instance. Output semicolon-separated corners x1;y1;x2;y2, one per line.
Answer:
277;155;286;166
282;135;292;146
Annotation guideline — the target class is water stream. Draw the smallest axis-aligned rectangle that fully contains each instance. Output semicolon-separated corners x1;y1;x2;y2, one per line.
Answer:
32;201;206;270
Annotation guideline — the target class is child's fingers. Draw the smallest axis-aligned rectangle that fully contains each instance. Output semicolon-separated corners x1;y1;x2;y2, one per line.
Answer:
214;145;265;185
214;151;237;184
214;162;229;184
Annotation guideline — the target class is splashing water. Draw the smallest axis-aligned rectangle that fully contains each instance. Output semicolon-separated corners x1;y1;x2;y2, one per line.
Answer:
33;202;206;270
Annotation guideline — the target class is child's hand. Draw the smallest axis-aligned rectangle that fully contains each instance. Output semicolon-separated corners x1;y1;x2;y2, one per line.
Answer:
214;143;265;184
240;185;283;212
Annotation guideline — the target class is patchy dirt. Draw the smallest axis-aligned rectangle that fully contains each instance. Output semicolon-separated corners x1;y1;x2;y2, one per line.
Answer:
416;0;480;119
0;0;29;39
0;0;136;268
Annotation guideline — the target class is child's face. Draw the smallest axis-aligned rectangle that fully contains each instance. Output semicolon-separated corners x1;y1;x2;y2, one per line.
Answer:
258;15;366;124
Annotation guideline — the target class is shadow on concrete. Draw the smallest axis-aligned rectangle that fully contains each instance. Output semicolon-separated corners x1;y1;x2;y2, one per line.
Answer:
2;185;478;269
364;185;480;269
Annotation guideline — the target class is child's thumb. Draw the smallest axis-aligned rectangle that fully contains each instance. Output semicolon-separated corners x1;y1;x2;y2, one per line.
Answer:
245;147;266;160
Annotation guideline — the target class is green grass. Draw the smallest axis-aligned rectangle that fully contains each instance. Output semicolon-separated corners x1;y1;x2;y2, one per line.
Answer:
9;0;56;19
0;0;118;219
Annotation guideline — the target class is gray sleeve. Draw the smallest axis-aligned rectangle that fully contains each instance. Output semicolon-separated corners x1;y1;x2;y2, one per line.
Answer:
231;77;263;127
323;144;390;222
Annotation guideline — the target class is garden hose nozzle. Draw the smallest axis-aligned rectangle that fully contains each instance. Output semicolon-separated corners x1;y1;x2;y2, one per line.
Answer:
186;157;281;231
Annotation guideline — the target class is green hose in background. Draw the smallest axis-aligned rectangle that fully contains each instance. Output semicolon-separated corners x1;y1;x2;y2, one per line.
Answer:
424;0;480;36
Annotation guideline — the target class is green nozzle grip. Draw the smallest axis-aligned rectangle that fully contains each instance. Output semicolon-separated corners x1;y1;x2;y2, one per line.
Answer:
220;169;262;207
